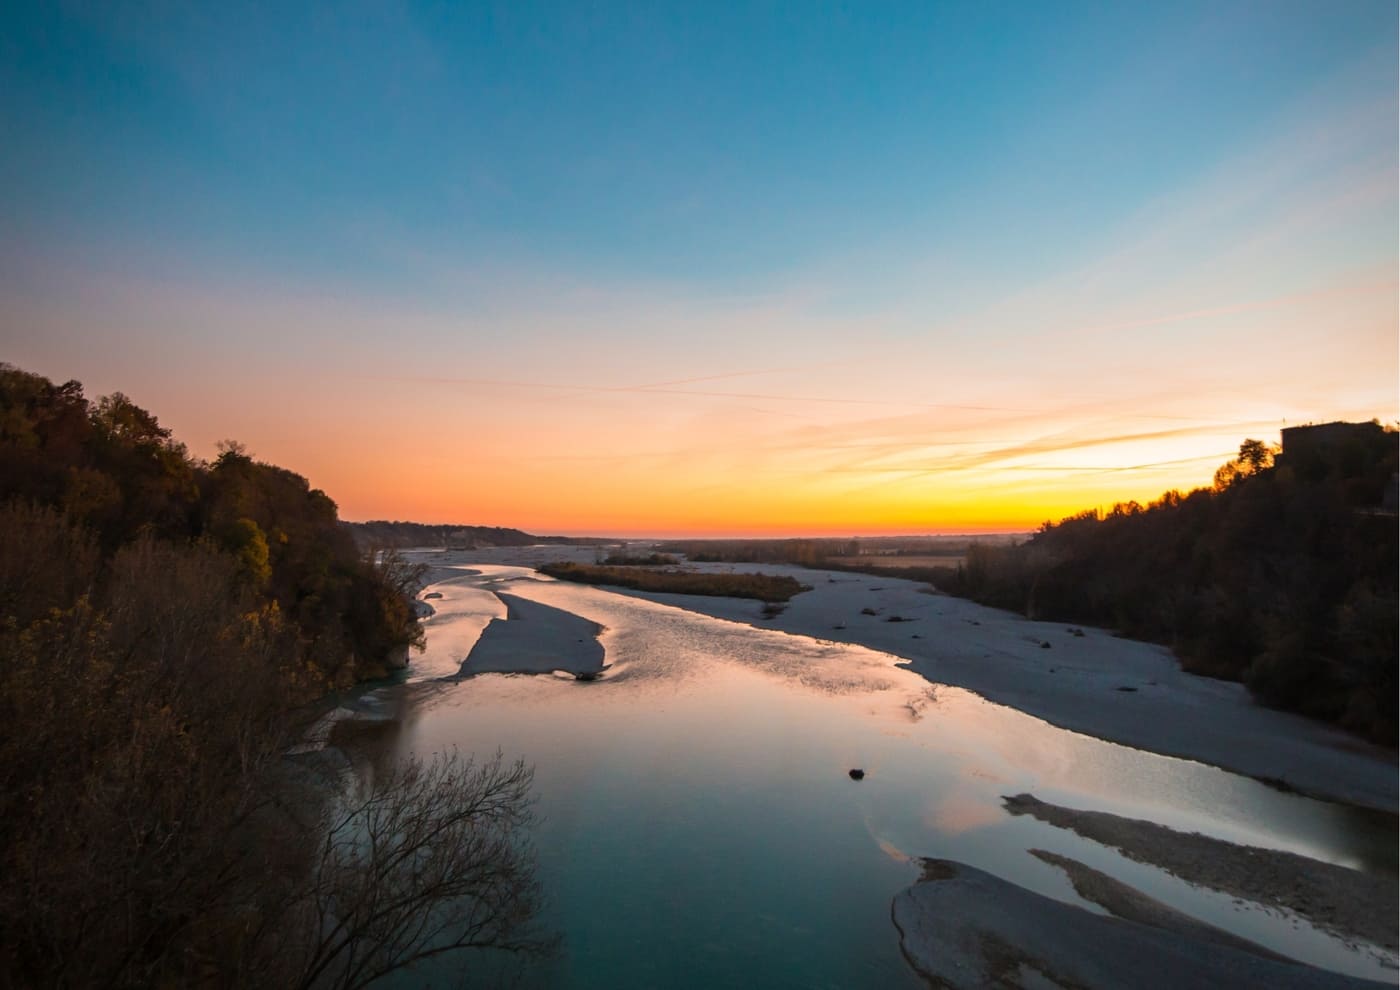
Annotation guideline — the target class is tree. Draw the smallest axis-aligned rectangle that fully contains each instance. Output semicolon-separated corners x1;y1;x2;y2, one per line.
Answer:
1238;438;1274;472
0;517;550;988
286;751;551;990
1213;439;1275;491
0;366;558;987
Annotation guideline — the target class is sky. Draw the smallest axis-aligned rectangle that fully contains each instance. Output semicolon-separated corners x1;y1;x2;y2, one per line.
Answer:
1;1;1396;536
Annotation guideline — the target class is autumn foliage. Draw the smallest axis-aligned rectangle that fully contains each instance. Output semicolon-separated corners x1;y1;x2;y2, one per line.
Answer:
0;366;546;986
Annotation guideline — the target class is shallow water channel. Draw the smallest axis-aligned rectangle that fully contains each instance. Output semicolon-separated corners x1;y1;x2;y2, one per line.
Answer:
367;564;1396;987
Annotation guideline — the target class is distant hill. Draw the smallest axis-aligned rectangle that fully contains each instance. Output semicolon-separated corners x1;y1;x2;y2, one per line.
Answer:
345;520;612;550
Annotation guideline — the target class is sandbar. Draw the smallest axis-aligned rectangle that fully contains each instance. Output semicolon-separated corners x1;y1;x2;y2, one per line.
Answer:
1004;793;1398;951
455;592;605;678
892;859;1389;989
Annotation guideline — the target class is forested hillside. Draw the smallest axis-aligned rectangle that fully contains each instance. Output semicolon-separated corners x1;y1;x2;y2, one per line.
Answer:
0;365;424;683
939;428;1398;744
0;365;545;986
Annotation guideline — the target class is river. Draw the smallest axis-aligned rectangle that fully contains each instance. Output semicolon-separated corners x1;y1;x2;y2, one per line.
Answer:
362;562;1396;987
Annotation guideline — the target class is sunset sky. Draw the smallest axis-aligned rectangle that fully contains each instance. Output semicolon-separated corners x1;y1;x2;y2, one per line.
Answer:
2;2;1396;536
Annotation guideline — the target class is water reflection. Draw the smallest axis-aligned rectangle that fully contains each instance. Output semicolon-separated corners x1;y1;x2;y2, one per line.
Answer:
368;564;1397;986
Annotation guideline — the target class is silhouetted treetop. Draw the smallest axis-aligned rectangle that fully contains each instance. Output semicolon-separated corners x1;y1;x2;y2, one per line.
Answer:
939;425;1398;744
0;362;421;683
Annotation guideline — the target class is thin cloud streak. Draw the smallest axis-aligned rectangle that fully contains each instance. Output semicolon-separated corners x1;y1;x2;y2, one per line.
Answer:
389;374;1042;412
383;373;1249;423
989;452;1237;474
829;421;1276;494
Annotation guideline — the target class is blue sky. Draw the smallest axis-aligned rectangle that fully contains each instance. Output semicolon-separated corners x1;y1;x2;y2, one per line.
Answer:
5;1;1391;288
1;1;1396;533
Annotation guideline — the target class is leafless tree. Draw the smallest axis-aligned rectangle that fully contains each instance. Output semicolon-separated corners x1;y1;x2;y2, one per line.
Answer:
286;750;552;990
370;546;429;602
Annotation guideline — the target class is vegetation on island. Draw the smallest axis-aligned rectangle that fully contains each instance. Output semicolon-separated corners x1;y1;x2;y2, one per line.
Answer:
539;561;808;602
0;365;547;987
655;537;981;588
600;552;679;566
657;537;849;566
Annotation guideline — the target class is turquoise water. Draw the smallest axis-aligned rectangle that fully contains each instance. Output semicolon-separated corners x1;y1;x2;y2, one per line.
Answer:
373;565;1397;986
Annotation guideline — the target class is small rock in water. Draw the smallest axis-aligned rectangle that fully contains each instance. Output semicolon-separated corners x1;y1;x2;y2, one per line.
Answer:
1040;641;1052;649
849;768;866;780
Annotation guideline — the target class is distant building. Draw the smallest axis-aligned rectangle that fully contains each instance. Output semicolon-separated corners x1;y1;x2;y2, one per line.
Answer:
1279;420;1385;463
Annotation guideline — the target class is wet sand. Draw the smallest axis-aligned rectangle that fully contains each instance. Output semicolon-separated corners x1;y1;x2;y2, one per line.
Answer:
892;859;1389;990
1004;793;1399;951
1026;849;1290;959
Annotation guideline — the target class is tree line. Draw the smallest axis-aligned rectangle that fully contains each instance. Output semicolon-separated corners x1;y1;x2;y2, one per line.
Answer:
657;429;1396;745
346;520;610;550
0;365;548;987
939;429;1397;744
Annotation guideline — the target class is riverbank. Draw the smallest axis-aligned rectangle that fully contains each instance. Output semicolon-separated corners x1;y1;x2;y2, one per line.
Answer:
399;548;1396;810
1004;793;1398;951
395;550;1396;985
458;551;1395;812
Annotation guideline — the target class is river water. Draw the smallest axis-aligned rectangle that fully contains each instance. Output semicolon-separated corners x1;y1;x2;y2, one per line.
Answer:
368;564;1396;987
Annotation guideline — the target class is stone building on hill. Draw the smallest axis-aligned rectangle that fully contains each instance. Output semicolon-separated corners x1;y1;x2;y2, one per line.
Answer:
1279;420;1385;462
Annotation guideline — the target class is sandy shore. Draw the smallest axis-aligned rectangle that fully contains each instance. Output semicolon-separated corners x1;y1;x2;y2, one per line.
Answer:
454;591;605;678
892;859;1389;989
401;548;1395;809
544;559;1396;812
1005;792;1398;951
1026;848;1290;960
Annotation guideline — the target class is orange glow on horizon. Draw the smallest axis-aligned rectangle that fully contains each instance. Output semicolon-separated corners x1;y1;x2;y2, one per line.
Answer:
7;246;1394;540
1;8;1395;546
318;446;1250;538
